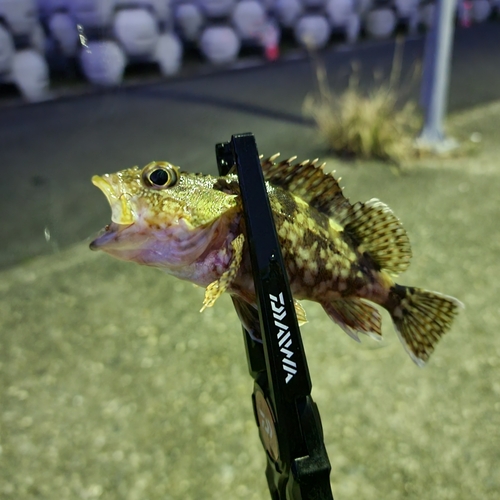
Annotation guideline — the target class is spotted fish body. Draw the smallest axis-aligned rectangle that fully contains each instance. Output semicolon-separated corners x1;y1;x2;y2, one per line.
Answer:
90;156;462;365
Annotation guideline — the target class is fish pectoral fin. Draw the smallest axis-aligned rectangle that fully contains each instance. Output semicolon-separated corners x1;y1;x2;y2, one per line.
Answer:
294;299;308;326
200;234;245;312
322;298;382;342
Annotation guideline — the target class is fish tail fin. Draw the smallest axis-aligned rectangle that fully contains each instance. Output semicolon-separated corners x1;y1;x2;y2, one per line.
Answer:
388;285;463;366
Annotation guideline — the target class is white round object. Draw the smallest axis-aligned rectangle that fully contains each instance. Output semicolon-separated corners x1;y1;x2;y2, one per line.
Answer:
199;0;236;18
11;49;50;102
79;40;126;86
199;25;240;65
69;0;115;29
326;0;354;27
364;8;396;38
294;14;331;49
274;0;303;27
114;0;171;22
113;8;159;58
231;0;267;41
155;32;182;75
0;24;15;74
472;0;491;22
48;12;79;57
175;3;204;42
0;0;38;36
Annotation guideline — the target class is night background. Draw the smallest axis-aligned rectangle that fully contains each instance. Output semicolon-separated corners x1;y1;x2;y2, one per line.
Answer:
0;1;499;498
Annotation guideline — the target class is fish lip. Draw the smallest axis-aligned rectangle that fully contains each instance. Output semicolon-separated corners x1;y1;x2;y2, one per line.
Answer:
89;222;132;250
92;174;135;225
92;175;117;204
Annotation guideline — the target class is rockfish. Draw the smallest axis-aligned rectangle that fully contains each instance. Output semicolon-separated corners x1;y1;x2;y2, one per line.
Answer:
90;155;462;365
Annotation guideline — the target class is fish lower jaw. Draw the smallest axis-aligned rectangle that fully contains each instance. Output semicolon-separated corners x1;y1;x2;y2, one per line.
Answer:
89;222;133;251
90;218;228;273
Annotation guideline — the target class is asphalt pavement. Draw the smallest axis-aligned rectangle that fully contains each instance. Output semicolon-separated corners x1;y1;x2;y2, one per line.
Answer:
0;21;499;500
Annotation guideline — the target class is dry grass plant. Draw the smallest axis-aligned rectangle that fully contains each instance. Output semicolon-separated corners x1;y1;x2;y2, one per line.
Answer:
303;39;422;164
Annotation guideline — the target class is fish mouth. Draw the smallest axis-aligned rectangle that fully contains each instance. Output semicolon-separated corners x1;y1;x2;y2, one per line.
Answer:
89;222;133;250
90;174;137;251
92;174;135;225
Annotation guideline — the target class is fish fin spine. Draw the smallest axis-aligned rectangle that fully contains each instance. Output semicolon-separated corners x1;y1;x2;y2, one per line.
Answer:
389;285;463;366
344;198;412;276
260;155;352;220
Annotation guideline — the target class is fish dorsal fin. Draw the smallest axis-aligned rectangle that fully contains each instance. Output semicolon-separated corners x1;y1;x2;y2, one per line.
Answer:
260;156;411;276
343;199;412;276
261;154;353;221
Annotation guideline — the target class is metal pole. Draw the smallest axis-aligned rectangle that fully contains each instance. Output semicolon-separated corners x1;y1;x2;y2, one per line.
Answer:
418;0;458;151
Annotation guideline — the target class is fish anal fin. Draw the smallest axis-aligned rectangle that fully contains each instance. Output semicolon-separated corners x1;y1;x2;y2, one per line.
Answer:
322;298;382;342
345;198;412;276
294;299;308;326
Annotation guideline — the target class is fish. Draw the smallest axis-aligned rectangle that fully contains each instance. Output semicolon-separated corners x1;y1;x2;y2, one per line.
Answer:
90;155;462;366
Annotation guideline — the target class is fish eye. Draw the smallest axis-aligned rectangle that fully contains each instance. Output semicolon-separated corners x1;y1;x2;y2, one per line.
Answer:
141;162;179;189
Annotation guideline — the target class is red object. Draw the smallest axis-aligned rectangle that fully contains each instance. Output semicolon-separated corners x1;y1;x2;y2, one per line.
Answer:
265;44;279;61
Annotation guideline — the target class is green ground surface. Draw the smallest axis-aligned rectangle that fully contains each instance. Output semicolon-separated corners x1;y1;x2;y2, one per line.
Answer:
1;102;499;499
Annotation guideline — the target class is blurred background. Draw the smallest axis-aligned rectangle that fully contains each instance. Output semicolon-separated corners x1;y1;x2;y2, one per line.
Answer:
0;0;497;102
0;1;499;499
